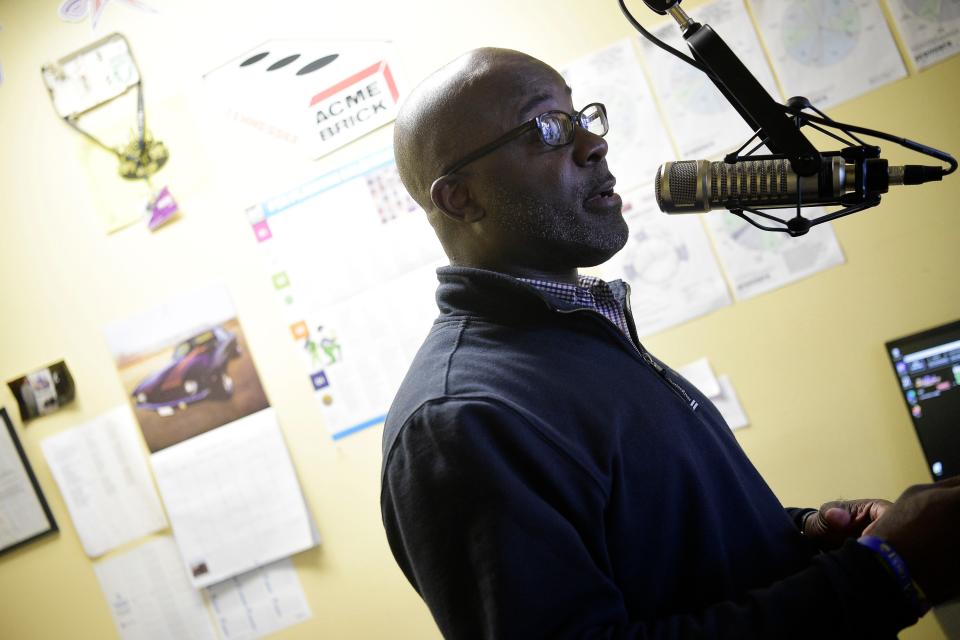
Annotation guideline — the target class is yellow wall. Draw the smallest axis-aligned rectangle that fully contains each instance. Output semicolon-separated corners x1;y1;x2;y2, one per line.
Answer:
0;1;957;638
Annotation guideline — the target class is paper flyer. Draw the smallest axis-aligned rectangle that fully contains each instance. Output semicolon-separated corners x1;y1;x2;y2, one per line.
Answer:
750;0;906;109
887;0;960;70
601;189;731;337
639;0;782;159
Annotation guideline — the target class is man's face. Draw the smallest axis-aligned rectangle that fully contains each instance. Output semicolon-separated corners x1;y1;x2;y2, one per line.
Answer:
463;59;628;272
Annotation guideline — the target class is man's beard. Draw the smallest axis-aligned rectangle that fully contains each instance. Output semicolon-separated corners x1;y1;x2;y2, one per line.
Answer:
487;183;629;267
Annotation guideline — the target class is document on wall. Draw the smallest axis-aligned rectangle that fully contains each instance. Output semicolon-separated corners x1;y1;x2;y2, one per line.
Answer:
104;286;317;586
247;148;445;440
150;408;317;588
0;407;57;553
94;536;219;640
40;406;166;557
561;39;676;190
887;0;960;70
704;209;845;300
750;0;906;109
206;557;312;640
640;0;782;159
601;189;731;337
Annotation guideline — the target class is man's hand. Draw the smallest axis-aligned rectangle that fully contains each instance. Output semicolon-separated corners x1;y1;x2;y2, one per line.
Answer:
803;498;892;550
865;476;960;605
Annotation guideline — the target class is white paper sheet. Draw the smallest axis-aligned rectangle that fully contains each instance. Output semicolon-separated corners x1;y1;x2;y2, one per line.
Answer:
677;360;749;429
150;408;316;588
0;408;54;549
40;406;166;557
94;536;218;640
715;375;749;429
887;0;960;69
676;357;722;398
750;0;906;109
640;0;782;158
561;39;676;190
206;557;312;640
601;189;731;337
704;209;845;300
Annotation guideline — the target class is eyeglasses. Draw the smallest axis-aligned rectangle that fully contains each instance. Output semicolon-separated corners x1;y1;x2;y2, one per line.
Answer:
437;102;609;178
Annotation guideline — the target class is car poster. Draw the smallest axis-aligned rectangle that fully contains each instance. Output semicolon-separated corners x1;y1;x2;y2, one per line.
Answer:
103;285;317;588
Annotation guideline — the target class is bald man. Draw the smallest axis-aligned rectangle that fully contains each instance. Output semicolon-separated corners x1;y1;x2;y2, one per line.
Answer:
380;48;960;639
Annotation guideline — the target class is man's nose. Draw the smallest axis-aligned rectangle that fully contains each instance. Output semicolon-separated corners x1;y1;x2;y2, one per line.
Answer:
571;126;608;166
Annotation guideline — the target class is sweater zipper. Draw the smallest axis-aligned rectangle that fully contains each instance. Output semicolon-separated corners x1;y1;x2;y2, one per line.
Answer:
553;306;699;412
621;287;699;411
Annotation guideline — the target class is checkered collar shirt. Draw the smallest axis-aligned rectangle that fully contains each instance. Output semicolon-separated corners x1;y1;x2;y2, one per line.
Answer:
518;274;633;340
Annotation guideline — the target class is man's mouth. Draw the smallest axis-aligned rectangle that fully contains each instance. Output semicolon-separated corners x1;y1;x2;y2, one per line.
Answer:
584;178;621;210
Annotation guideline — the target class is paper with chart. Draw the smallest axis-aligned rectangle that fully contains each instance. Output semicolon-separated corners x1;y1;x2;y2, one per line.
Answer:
206;557;312;640
750;0;906;109
40;406;166;557
705;208;845;300
640;0;781;159
247;148;445;440
601;189;731;337
149;408;317;588
887;0;960;69
94;536;218;640
0;407;57;552
561;39;676;189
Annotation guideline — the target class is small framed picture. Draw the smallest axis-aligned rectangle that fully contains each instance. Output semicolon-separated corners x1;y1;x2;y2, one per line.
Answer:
0;407;57;555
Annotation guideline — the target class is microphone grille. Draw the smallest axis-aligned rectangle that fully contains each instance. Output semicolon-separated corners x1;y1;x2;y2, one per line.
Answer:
669;161;698;206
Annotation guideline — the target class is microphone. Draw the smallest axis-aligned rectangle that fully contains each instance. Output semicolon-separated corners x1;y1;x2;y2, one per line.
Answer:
654;156;944;214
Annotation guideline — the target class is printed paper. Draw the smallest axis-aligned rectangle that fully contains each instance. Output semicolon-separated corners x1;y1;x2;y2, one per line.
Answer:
704;208;845;300
40;406;166;557
887;0;960;69
750;0;906;109
94;536;218;640
602;189;731;337
640;0;782;158
206;557;312;640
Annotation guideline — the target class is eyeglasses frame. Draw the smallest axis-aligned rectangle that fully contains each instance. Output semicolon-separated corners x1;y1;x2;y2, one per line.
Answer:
436;102;608;179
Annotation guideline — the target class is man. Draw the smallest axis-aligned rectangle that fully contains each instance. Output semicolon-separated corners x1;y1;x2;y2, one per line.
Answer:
380;48;960;638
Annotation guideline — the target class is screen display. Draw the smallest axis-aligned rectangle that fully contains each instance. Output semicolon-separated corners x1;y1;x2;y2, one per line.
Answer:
886;319;960;480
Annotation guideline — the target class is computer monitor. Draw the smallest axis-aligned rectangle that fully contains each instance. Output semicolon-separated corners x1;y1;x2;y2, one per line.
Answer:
885;319;960;480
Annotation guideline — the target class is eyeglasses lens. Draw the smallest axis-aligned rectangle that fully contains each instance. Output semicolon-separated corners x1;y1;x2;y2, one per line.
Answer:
537;115;574;146
579;104;608;137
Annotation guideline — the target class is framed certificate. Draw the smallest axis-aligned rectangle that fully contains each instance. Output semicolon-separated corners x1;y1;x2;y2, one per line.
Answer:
0;407;57;554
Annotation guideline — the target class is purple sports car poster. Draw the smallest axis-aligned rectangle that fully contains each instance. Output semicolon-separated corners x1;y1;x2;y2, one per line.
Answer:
104;285;268;452
104;285;317;588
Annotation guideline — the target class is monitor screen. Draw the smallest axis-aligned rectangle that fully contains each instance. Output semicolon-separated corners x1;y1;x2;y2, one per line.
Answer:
886;319;960;480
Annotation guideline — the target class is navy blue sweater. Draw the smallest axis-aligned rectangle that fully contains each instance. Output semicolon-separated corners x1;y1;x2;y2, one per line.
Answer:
381;266;914;638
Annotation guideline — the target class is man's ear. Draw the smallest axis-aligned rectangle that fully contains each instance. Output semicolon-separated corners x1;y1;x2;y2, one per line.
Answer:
430;175;485;223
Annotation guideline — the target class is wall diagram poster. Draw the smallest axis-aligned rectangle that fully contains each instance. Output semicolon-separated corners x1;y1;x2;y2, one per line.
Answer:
247;148;444;440
104;286;316;587
705;209;845;300
561;39;676;190
887;0;960;69
640;0;781;159
750;0;906;109
601;189;731;337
